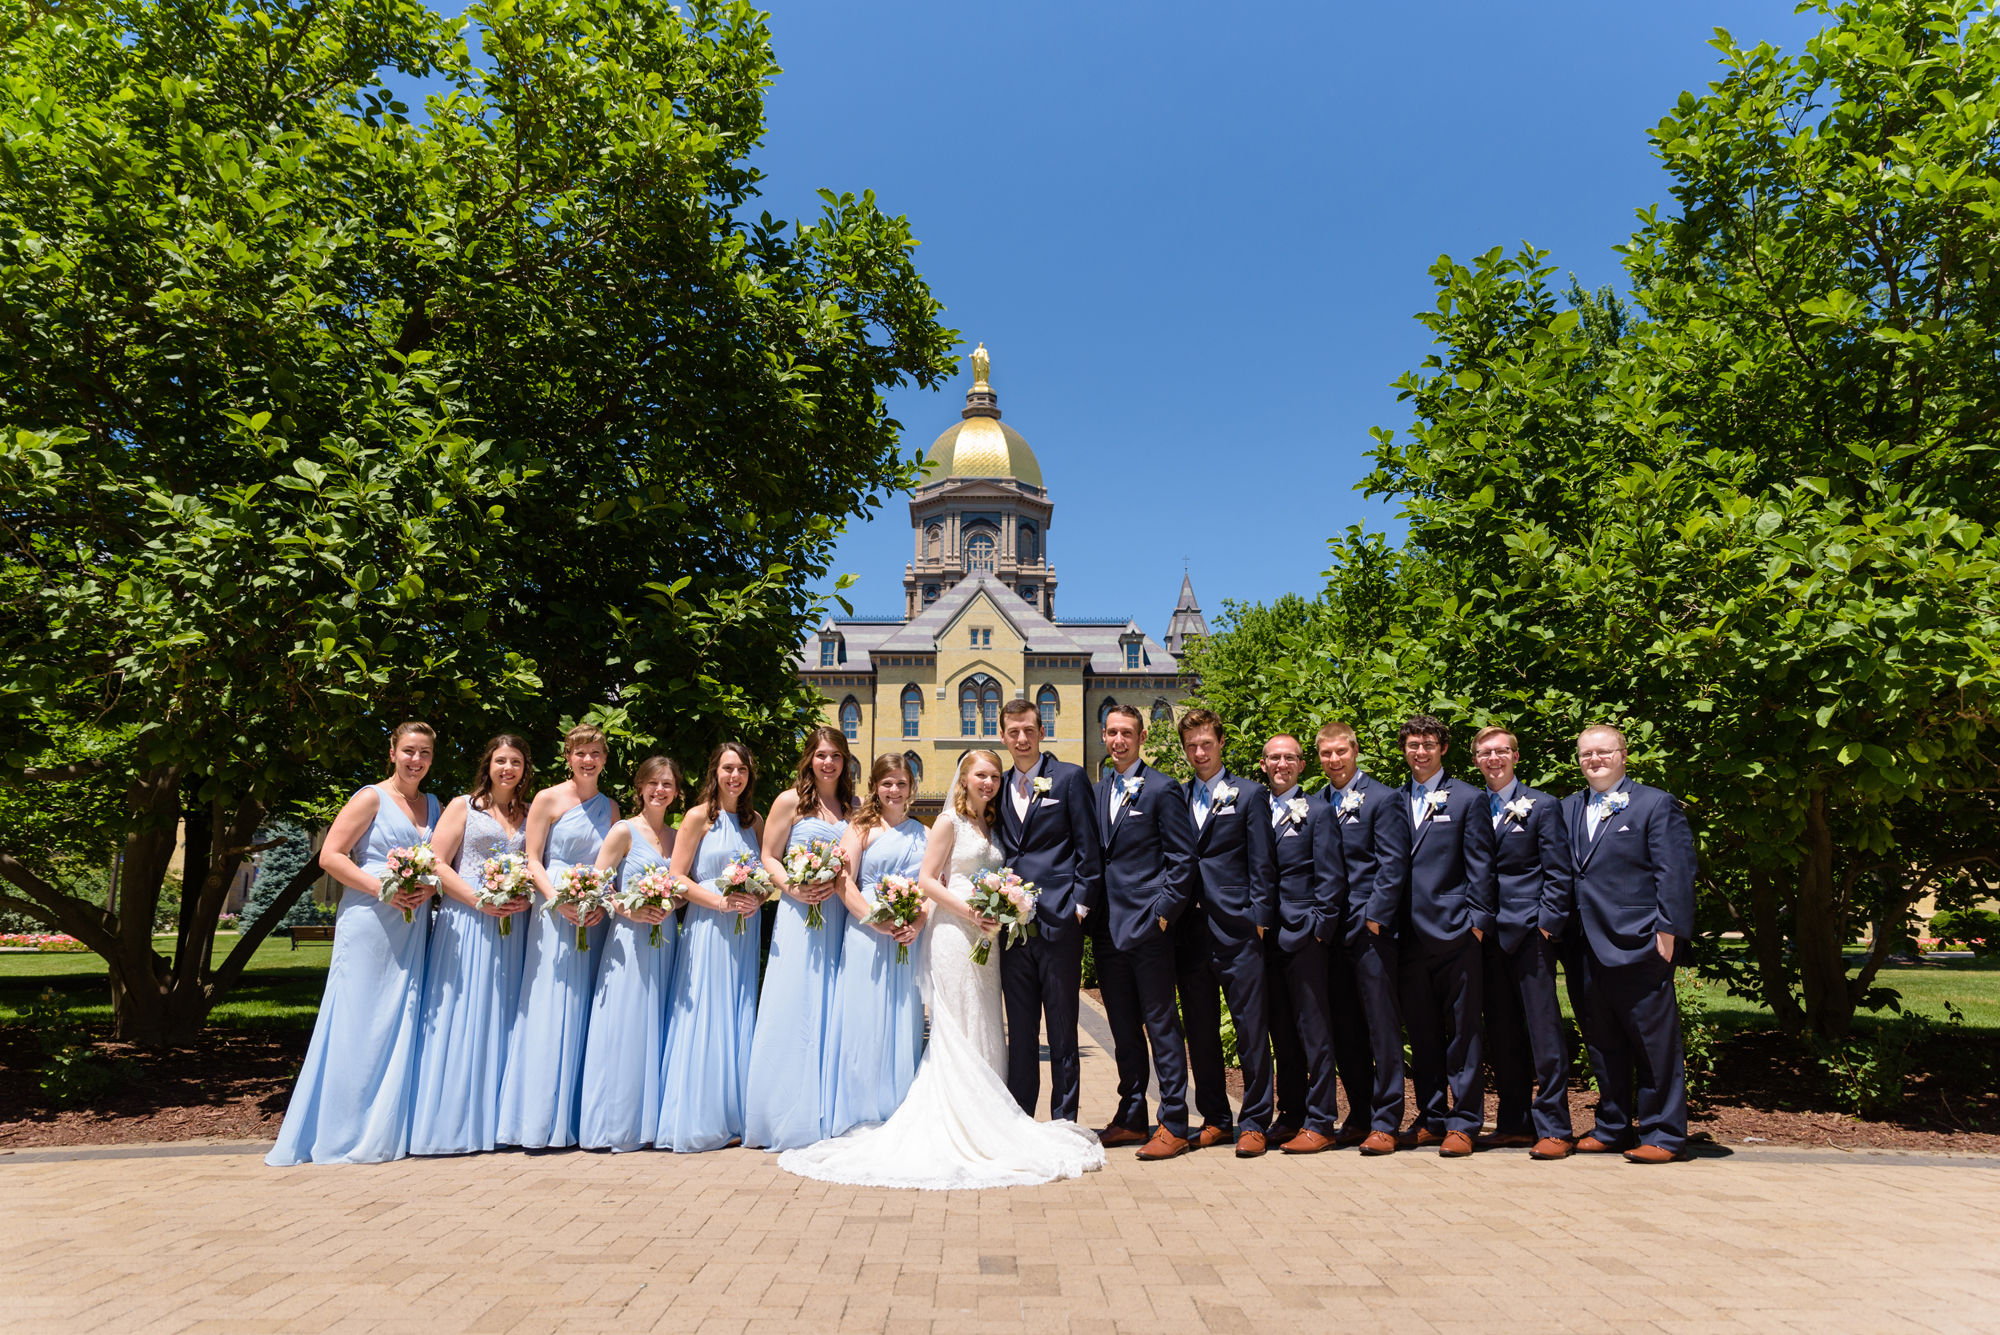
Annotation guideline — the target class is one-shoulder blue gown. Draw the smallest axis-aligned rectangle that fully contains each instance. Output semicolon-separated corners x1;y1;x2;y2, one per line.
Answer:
824;818;928;1136
409;797;529;1155
496;790;615;1148
743;812;849;1149
656;811;761;1152
578;819;680;1151
267;785;439;1166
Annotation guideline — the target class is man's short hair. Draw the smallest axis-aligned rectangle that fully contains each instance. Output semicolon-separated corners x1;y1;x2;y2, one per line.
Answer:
1472;726;1518;752
1102;703;1145;732
1577;723;1627;750
1261;733;1303;758
1399;714;1449;747
1316;721;1358;747
1000;698;1040;725
1177;707;1226;744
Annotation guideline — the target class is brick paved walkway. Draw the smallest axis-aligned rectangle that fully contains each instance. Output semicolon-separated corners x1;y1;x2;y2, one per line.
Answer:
5;1005;1997;1334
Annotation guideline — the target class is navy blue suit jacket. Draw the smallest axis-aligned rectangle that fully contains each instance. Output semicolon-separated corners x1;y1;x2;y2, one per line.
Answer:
1488;782;1575;954
1180;770;1277;946
1562;778;1697;968
1331;771;1412;947
996;752;1103;943
1094;761;1196;952
1400;772;1497;949
1269;789;1349;952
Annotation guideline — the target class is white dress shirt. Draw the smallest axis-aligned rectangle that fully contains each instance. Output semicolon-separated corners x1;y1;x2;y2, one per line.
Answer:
1108;759;1142;823
1409;769;1445;825
1488;777;1519;829
1585;783;1622;841
1011;764;1037;822
1270;784;1301;830
1190;772;1221;829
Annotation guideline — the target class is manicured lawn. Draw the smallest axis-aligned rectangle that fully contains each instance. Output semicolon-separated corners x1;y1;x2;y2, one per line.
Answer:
0;934;330;1034
1555;954;2000;1036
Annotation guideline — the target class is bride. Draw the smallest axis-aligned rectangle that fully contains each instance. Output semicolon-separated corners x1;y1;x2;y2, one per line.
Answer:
779;750;1105;1189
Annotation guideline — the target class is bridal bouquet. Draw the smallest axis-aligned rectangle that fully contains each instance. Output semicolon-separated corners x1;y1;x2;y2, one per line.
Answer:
615;866;680;947
863;874;926;965
781;839;846;931
549;865;613;950
380;844;439;923
475;852;533;936
719;852;775;935
966;868;1038;967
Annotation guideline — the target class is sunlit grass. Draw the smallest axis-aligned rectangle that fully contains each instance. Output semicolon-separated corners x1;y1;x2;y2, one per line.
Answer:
0;933;330;1034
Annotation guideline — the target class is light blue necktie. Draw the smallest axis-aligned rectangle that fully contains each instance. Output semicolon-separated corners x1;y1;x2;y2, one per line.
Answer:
1489;791;1503;818
1589;790;1607;840
1193;780;1211;828
1414;782;1428;820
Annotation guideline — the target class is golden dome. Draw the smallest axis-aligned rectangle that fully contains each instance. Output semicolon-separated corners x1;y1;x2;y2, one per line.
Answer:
924;416;1043;487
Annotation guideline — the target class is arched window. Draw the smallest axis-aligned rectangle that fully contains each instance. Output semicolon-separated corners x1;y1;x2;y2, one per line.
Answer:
1037;685;1059;738
966;531;996;573
839;697;861;742
1019;523;1039;563
959;679;979;736
925;524;942;559
1098;697;1119;727
901;684;922;738
1151;699;1172;725
961;673;1000;736
903;751;924;785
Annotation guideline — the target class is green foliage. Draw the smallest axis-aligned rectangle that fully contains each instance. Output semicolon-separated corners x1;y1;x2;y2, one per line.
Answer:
1814;1005;1962;1119
237;822;318;934
1677;972;1719;1110
15;987;129;1106
1930;909;2000;956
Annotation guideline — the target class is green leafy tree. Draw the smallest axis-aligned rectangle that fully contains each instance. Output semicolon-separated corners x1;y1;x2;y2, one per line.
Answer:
0;0;955;1043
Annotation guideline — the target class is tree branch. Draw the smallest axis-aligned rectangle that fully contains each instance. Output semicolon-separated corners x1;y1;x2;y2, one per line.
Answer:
15;760;111;782
208;857;323;997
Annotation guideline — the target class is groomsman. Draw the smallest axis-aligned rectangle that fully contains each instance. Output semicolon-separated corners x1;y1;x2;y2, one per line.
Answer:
1259;734;1349;1154
995;698;1104;1124
1319;721;1410;1154
1175;709;1278;1156
1471;726;1577;1159
1396;715;1496;1158
1089;704;1200;1160
1564;724;1697;1163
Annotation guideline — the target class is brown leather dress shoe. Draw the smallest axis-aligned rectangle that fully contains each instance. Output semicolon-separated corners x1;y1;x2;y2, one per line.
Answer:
1097;1124;1149;1148
1477;1132;1535;1149
1530;1137;1575;1160
1235;1130;1267;1157
1266;1123;1300;1147
1334;1125;1369;1149
1135;1128;1191;1160
1439;1130;1474;1157
1359;1130;1398;1155
1193;1125;1232;1150
1624;1144;1681;1164
1402;1127;1444;1149
1574;1134;1621;1153
1281;1129;1334;1154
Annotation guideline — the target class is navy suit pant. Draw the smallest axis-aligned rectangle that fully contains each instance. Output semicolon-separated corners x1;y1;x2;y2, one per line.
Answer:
1092;922;1190;1138
1325;943;1374;1133
1482;933;1573;1140
1000;925;1085;1122
1555;924;1591;1069
1346;931;1407;1133
1172;909;1234;1130
1398;933;1485;1136
1266;936;1339;1136
1582;947;1687;1153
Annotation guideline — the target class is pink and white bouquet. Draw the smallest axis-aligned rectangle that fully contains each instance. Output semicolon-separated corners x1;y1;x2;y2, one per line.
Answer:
862;874;926;964
380;844;439;923
615;866;680;947
781;838;846;930
476;852;532;936
966;867;1037;967
549;865;613;950
719;852;775;935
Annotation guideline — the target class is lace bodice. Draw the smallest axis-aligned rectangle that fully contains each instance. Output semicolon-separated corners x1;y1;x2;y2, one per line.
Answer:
944;810;1004;892
454;798;526;880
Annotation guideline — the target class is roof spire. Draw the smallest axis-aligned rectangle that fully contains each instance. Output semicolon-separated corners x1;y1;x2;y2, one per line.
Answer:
1165;572;1208;655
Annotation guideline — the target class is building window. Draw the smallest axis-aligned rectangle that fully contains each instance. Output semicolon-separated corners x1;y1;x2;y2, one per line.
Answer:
926;524;942;559
1019;523;1039;563
902;684;921;738
820;640;835;667
960;680;977;736
923;584;940;603
1125;642;1140;670
961;674;1001;737
983;683;1000;735
839;697;861;742
904;751;924;785
1037;685;1059;738
1098;697;1118;727
967;532;995;573
1152;699;1171;724
1019;583;1037;604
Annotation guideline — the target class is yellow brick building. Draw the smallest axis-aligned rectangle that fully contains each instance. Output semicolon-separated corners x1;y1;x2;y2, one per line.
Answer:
799;346;1208;817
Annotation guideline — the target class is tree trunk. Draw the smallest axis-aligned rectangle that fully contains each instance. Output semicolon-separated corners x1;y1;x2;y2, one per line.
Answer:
1746;866;1805;1035
1794;788;1854;1042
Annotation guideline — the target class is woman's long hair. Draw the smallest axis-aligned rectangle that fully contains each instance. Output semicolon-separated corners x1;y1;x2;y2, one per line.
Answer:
850;753;915;833
626;755;684;822
469;733;535;821
952;749;1004;824
790;724;855;820
695;741;758;824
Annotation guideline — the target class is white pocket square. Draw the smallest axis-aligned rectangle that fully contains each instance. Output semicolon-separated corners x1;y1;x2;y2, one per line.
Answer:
1432;814;1453;823
1616;823;1630;832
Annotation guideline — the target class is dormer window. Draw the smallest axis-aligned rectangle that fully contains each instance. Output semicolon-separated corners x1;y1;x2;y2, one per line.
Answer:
818;630;845;667
1125;642;1140;670
821;640;835;667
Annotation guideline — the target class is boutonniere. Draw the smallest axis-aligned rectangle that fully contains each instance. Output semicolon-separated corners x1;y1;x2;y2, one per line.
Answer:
1210;781;1238;809
1339;790;1364;815
1423;789;1450;813
1283;797;1311;825
1503;795;1535;821
1032;776;1052;797
1125;775;1144;795
1604;791;1630;814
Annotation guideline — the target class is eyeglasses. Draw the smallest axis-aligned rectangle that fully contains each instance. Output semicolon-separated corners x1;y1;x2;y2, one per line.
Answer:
1577;748;1625;761
1403;739;1441;751
1474;748;1516;759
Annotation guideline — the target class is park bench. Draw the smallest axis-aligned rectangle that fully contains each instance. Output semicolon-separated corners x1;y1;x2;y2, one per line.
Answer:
290;925;336;950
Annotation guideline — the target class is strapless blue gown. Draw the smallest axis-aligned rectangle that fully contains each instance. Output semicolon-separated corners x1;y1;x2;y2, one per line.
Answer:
496;791;614;1148
744;813;850;1149
657;811;761;1152
824;818;928;1136
410;798;528;1155
267;786;439;1166
579;819;680;1151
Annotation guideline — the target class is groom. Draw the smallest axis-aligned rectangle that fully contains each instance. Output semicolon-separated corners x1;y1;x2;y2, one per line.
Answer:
996;698;1104;1124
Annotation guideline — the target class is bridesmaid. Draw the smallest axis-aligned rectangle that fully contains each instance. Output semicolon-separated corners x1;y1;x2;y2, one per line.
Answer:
578;756;684;1152
497;723;616;1148
409;734;535;1155
743;726;854;1149
824;754;930;1137
656;742;765;1152
267;721;440;1166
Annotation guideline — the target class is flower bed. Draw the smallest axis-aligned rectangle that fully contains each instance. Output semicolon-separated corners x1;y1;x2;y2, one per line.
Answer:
0;933;90;953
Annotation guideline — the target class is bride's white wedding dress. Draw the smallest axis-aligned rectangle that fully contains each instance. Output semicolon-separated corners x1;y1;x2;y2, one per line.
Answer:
778;810;1105;1189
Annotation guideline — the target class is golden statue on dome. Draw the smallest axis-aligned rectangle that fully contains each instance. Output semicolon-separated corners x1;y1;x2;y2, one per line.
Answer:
970;342;990;387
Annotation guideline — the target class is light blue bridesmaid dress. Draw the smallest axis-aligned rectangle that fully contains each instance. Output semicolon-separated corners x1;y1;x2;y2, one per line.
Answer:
656;810;761;1152
578;819;680;1151
266;785;439;1166
824;817;928;1137
496;790;615;1148
743;810;850;1149
408;797;528;1155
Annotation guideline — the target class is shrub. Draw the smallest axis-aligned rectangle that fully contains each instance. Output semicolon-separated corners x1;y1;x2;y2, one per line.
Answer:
1677;972;1719;1110
14;989;129;1106
1928;909;2000;957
